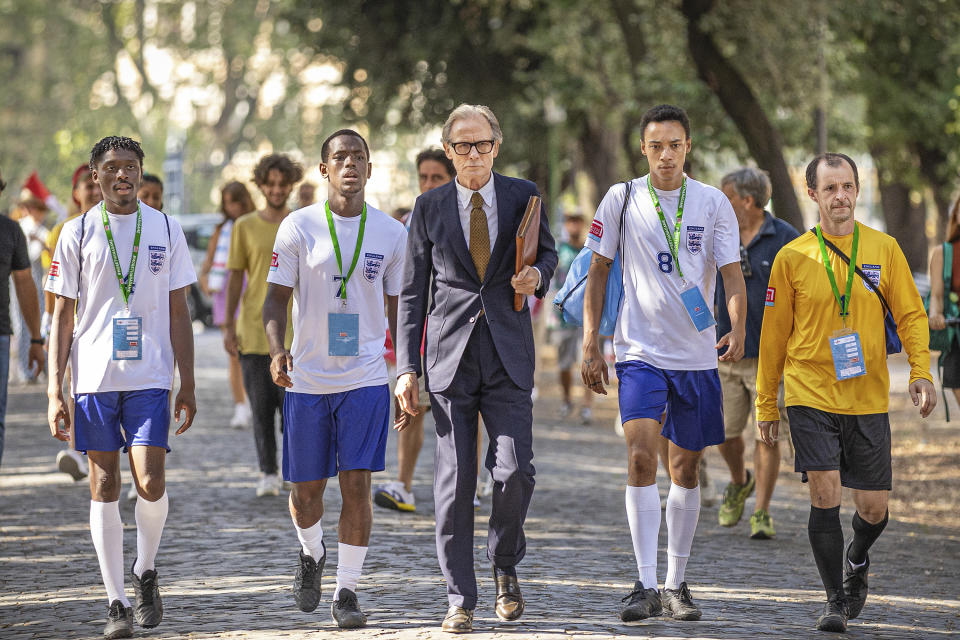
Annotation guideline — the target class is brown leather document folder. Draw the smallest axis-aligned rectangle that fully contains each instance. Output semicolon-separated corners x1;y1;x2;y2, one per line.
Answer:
514;195;541;311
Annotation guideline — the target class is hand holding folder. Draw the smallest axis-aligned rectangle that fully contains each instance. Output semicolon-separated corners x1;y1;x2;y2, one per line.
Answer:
514;196;541;311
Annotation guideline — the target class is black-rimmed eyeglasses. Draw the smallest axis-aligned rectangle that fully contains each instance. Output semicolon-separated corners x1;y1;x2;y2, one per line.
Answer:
449;140;495;155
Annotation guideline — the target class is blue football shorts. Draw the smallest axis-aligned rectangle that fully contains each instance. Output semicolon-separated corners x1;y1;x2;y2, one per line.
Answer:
616;360;724;452
74;388;171;453
282;384;390;482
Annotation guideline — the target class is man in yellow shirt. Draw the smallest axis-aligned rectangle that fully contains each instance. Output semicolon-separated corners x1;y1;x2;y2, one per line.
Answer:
756;152;935;633
224;154;299;497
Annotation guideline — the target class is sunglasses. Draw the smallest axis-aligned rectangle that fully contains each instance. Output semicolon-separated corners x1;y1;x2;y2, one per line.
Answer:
739;244;753;278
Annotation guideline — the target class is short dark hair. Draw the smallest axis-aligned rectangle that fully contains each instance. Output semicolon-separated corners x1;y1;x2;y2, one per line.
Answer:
89;136;145;171
639;104;691;141
253;153;304;187
416;148;456;177
321;129;370;163
805;153;859;191
142;174;163;190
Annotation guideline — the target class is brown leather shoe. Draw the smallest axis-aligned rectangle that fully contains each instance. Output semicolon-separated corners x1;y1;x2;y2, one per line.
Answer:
493;568;525;621
441;605;473;633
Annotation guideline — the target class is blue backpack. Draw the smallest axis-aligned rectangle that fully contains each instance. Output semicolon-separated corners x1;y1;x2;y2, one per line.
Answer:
553;182;631;337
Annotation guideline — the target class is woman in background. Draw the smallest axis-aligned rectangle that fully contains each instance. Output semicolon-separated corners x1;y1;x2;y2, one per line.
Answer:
201;181;256;427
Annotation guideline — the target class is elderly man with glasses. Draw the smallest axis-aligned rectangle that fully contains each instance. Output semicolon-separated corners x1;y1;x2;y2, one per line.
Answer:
395;104;557;633
714;167;799;539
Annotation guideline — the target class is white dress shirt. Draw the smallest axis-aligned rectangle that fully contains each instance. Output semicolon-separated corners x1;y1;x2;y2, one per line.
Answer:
454;173;497;252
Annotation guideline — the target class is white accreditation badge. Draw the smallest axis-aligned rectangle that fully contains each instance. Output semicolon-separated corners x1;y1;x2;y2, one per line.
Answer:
829;328;866;380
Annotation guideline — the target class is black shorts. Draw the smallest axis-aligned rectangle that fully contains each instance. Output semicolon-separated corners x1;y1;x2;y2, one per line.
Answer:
786;406;891;491
941;337;960;387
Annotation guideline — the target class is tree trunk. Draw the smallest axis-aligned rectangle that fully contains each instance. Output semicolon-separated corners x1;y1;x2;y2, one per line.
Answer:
915;142;954;241
680;0;803;231
872;161;928;272
578;117;623;206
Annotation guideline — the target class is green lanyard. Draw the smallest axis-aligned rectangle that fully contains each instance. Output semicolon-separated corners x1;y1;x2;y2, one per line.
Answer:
325;200;367;304
101;201;141;310
648;176;688;280
816;223;859;322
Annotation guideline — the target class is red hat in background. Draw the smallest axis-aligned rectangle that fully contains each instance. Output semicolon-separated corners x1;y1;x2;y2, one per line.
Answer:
23;171;51;202
72;164;91;207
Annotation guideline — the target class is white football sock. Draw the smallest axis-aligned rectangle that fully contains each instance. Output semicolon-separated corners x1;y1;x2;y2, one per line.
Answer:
665;483;700;590
294;519;325;560
625;483;661;589
90;500;129;607
133;491;168;577
334;543;367;599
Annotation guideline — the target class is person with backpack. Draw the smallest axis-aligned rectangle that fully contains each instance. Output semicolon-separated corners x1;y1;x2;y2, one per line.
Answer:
580;104;746;623
927;194;960;405
756;152;936;632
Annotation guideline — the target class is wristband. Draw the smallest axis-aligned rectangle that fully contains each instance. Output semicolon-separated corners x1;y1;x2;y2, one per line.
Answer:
31;338;45;345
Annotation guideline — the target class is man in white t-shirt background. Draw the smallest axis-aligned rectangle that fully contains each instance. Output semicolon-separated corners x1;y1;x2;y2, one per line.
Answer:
46;136;197;640
263;130;407;629
581;104;746;623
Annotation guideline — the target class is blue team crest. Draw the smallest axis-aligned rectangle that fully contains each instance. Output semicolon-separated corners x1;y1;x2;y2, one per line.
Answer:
148;245;166;275
686;226;705;255
861;263;881;291
363;252;384;282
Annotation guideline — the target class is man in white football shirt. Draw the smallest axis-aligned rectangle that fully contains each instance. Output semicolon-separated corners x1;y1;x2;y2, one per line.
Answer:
581;105;746;622
46;136;197;640
263;130;407;629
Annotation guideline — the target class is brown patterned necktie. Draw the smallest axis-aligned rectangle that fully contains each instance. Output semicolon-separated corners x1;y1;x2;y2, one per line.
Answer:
469;191;490;279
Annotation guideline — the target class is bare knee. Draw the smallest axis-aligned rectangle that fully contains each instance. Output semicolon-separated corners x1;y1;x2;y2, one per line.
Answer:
90;468;121;502
853;491;888;523
291;483;325;515
626;445;658;485
338;470;372;504
136;474;166;501
670;462;699;488
807;471;842;508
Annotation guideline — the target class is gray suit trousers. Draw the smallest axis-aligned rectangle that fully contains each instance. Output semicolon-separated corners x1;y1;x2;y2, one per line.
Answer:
430;315;535;609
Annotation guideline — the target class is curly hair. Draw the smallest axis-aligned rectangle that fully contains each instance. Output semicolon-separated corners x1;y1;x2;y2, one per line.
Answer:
89;136;144;170
253;153;304;187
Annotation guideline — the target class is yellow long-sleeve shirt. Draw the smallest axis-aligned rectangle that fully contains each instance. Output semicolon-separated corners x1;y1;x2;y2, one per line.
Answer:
756;222;931;421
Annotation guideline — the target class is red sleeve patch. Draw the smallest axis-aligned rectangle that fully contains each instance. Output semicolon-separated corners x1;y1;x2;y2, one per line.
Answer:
48;261;59;278
589;219;603;239
765;286;775;306
269;251;279;271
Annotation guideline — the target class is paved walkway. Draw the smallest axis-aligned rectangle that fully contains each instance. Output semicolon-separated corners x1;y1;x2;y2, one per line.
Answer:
1;330;958;639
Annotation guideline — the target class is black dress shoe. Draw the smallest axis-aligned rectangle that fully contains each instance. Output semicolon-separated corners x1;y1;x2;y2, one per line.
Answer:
442;605;474;633
493;567;525;621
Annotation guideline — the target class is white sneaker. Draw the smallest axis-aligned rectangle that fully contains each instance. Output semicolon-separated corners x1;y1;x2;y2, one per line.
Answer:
56;448;88;481
230;402;252;429
580;407;593;425
373;481;416;512
256;473;281;497
126;482;138;501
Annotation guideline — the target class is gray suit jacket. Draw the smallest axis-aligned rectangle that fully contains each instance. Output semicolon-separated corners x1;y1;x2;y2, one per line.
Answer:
397;173;557;392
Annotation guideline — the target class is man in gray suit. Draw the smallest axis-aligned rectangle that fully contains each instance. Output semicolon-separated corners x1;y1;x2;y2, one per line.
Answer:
395;104;557;633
